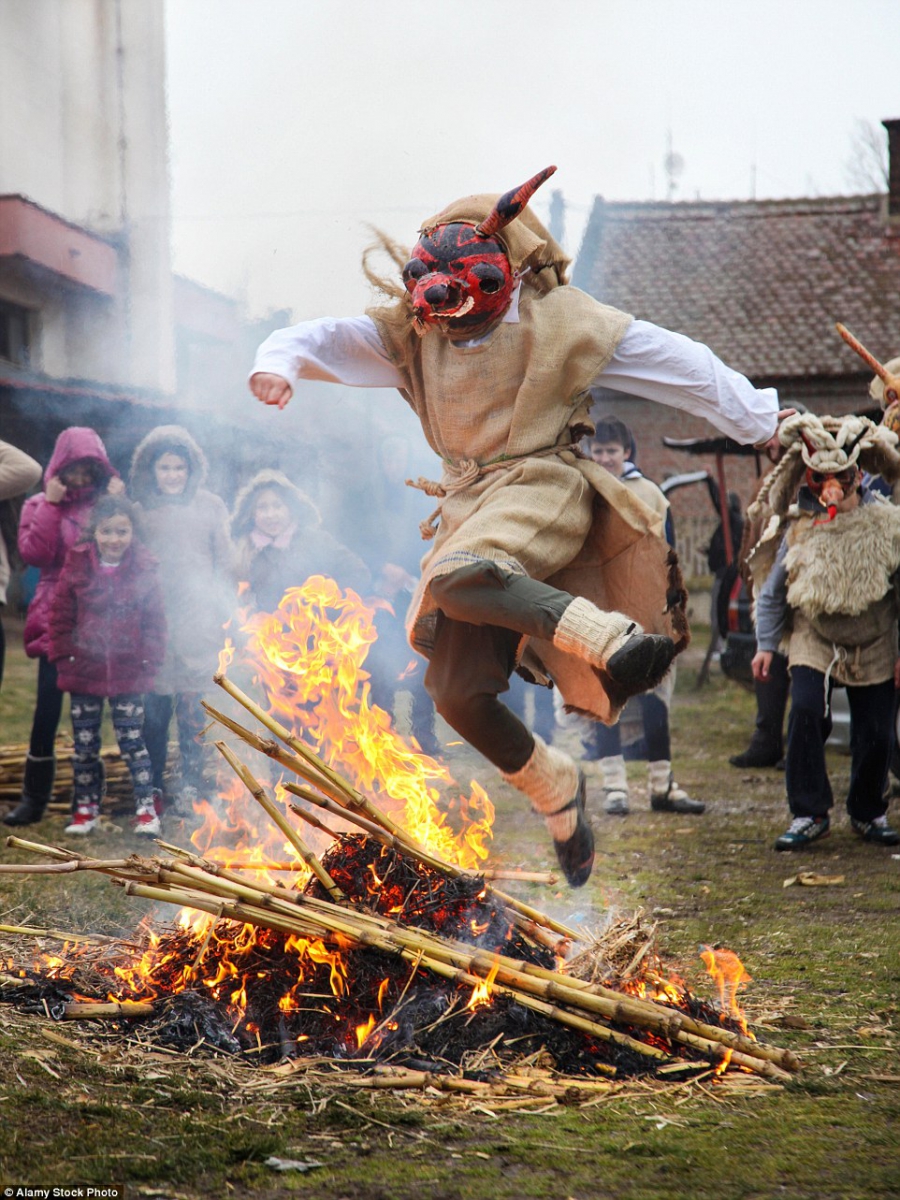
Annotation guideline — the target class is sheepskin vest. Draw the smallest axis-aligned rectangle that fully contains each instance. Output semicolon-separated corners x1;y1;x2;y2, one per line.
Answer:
784;503;900;684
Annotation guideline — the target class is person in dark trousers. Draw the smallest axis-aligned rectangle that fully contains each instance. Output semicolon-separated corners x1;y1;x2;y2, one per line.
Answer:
0;439;42;691
4;427;123;828
48;495;166;835
728;423;805;770
750;413;900;851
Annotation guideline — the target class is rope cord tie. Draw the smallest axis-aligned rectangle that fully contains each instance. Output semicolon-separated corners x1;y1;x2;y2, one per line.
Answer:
405;442;579;540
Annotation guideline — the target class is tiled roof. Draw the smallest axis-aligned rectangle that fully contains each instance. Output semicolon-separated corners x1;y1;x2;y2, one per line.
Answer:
572;195;900;381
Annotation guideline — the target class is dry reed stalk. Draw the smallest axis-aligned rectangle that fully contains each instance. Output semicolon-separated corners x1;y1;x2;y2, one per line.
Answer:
213;741;344;903
0;923;120;944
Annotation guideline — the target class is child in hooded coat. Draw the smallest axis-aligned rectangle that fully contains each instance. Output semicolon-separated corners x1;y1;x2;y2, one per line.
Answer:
48;496;166;835
4;427;123;828
129;426;236;808
232;469;370;612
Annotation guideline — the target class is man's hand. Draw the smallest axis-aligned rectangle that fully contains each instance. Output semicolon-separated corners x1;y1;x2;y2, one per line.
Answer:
751;650;773;682
755;408;797;462
758;406;799;459
45;476;67;504
250;372;292;410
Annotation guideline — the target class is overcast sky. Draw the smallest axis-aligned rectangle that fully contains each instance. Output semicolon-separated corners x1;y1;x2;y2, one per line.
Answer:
164;0;900;324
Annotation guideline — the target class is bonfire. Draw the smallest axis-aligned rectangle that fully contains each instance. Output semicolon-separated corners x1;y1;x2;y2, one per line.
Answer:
0;577;800;1096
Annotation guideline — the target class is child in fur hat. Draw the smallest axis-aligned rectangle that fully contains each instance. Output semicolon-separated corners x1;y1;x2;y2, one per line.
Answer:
749;413;900;851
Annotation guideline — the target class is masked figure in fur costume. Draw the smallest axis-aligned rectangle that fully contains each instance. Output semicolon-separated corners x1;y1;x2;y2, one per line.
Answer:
250;166;779;886
749;413;900;852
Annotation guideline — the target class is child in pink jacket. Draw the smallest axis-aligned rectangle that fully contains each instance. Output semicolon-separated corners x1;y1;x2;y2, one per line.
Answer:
5;427;123;828
49;495;166;835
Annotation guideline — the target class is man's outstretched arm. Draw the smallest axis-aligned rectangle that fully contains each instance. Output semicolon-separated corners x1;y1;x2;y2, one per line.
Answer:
597;320;780;446
249;315;403;408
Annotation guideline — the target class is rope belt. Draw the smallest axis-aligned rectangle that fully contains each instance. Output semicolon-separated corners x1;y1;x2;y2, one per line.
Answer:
405;442;582;541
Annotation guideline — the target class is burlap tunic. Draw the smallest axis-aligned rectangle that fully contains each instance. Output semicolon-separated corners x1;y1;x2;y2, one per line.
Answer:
369;285;685;722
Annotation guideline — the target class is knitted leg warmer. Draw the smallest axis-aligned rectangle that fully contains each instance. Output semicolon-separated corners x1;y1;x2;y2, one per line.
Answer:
552;598;638;667
502;734;580;841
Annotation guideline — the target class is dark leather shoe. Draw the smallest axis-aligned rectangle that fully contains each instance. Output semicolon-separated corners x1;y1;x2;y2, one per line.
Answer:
552;772;595;888
598;634;676;709
651;794;706;815
650;781;706;815
729;744;783;769
3;796;49;827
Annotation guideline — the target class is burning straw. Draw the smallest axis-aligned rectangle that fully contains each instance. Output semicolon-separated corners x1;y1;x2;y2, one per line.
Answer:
0;674;801;1087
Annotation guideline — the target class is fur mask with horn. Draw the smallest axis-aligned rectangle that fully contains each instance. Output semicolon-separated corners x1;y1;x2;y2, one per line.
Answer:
401;166;558;338
762;412;900;524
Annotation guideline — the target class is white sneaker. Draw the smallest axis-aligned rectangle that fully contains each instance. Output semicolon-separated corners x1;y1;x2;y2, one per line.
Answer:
603;788;630;815
65;805;99;835
134;800;161;837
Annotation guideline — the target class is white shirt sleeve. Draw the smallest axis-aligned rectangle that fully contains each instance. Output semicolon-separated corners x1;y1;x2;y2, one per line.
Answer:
250;315;404;390
597;320;779;445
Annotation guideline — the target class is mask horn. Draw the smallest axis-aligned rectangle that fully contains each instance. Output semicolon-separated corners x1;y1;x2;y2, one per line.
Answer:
475;165;557;240
836;323;900;406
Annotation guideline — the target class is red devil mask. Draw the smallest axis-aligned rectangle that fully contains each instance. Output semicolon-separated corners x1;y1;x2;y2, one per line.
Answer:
402;166;556;338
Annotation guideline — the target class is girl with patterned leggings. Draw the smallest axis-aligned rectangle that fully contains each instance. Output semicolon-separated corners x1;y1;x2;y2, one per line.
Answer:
47;495;167;835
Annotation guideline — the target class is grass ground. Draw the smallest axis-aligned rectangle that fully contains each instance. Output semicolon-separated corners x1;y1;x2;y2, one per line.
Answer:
0;615;898;1199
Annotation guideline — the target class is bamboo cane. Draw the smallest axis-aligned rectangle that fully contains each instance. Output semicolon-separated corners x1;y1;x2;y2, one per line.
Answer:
345;1071;492;1094
63;1000;155;1019
0;859;133;875
117;867;793;1081
213;675;374;818
2;833;798;1077
213;741;344;904
205;692;580;943
201;702;337;797
0;923;120;945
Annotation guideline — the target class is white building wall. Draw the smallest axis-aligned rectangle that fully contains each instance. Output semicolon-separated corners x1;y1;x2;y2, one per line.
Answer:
0;0;175;393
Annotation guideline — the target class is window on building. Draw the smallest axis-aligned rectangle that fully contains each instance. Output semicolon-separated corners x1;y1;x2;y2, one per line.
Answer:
0;300;31;367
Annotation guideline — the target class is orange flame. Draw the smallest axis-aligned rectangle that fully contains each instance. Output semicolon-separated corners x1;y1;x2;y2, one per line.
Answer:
46;576;497;1046
700;944;752;1073
700;944;751;1030
237;576;494;868
467;959;500;1011
355;1012;377;1049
